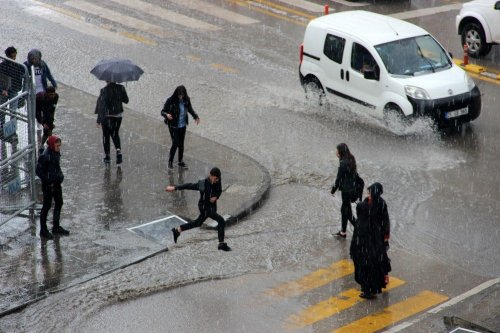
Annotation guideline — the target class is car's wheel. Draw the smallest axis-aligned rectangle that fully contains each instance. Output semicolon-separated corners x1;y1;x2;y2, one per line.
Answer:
461;22;492;58
383;103;408;126
303;77;325;106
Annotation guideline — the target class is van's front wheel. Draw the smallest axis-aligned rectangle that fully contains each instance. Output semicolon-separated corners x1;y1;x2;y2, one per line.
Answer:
383;103;408;126
303;77;325;106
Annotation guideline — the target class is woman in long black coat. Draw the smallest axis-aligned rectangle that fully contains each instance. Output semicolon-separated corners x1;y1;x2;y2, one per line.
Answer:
350;182;390;299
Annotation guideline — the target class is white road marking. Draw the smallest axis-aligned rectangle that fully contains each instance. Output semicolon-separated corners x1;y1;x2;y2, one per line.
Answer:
390;3;462;20
64;0;177;38
382;277;500;332
329;0;369;7
24;5;137;45
277;0;326;13
168;0;258;24
108;0;220;31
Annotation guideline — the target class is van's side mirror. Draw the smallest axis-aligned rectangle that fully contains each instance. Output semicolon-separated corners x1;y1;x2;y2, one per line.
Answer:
449;51;453;58
495;1;500;10
364;69;378;81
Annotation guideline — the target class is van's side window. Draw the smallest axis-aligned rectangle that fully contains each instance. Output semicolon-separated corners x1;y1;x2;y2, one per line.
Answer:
351;43;378;75
323;34;345;64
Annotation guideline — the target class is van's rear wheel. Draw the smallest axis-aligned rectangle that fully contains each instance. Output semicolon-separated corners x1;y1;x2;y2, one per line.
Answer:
304;77;325;106
461;22;492;58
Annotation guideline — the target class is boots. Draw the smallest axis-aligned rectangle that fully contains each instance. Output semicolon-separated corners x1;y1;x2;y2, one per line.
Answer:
39;228;53;240
52;225;70;236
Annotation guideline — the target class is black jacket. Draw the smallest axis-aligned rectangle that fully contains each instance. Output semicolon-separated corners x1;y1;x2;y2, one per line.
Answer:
95;83;129;124
176;178;221;212
36;149;64;185
161;96;198;128
331;159;356;194
0;58;25;94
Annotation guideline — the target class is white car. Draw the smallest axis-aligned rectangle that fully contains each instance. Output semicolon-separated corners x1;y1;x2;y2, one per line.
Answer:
456;0;500;57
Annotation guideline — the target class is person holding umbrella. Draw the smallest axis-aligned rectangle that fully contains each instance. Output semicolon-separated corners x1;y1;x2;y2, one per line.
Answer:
91;58;143;165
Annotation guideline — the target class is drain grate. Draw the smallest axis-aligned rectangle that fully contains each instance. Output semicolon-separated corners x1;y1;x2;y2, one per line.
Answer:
128;215;187;245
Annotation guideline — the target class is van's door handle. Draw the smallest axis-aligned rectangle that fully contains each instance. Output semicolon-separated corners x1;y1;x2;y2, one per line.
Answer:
340;69;344;80
346;70;350;82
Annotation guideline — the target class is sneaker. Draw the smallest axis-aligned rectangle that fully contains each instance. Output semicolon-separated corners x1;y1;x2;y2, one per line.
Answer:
334;231;346;239
52;226;70;236
168;161;173;170
116;152;123;165
178;161;188;169
171;228;180;243
40;229;54;240
104;155;111;164
218;242;232;251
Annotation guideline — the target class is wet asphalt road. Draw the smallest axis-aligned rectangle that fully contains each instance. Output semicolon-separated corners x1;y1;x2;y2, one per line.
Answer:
0;0;499;332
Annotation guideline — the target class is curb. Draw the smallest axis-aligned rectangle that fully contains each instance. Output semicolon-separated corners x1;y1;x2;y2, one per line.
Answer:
453;58;500;80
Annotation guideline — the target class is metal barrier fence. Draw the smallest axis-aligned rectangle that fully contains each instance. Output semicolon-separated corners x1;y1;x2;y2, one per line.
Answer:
0;55;36;227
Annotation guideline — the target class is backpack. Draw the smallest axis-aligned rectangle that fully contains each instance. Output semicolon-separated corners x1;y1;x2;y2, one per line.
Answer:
351;173;364;203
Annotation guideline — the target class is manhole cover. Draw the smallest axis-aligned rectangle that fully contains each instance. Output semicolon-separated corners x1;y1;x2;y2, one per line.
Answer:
128;215;187;245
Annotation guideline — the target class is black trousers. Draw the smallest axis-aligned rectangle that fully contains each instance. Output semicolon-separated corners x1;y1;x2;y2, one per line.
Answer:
340;191;355;232
168;127;186;163
40;183;63;231
101;117;122;155
180;208;226;243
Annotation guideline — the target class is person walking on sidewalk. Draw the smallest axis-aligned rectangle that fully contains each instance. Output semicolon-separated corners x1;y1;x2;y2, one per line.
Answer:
95;81;128;165
35;135;69;240
165;167;231;251
161;85;200;170
36;86;59;153
331;143;358;239
350;182;390;299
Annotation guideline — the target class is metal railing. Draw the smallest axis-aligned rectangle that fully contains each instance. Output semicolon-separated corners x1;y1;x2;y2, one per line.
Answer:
0;55;37;227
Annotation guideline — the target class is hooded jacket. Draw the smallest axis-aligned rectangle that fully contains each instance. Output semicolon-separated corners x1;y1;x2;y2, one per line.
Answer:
23;49;57;91
36;136;64;184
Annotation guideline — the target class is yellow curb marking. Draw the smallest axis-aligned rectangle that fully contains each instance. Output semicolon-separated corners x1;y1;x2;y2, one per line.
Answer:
286;277;406;330
332;290;448;333
210;63;238;73
267;260;354;298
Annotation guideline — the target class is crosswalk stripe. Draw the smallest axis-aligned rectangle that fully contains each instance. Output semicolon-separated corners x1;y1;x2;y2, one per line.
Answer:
227;0;309;26
108;0;220;32
390;4;462;20
168;0;258;25
277;0;325;13
24;4;138;45
287;277;406;330
250;0;316;19
332;290;449;333
64;0;177;38
266;260;354;298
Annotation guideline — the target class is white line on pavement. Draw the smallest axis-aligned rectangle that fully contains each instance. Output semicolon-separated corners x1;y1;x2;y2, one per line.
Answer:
108;0;220;32
64;0;178;38
329;0;369;7
168;0;259;24
390;3;463;20
382;277;500;333
278;0;326;13
24;5;137;45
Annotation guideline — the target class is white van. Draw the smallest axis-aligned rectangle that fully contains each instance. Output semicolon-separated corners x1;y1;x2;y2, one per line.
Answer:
299;10;481;128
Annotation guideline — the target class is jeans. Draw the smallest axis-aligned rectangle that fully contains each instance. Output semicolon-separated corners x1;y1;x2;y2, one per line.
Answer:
180;207;226;242
101;117;122;155
168;126;186;163
40;183;63;231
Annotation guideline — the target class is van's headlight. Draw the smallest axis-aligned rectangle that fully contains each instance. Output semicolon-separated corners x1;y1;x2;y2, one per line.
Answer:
405;85;430;99
466;74;476;90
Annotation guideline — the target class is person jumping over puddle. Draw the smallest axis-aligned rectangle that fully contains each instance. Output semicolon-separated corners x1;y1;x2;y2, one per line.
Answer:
165;167;231;251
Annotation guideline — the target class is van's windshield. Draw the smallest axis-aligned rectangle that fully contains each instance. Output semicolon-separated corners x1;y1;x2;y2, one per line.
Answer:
374;35;452;76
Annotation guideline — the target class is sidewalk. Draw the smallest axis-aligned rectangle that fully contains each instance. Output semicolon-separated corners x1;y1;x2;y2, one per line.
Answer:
0;83;271;316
